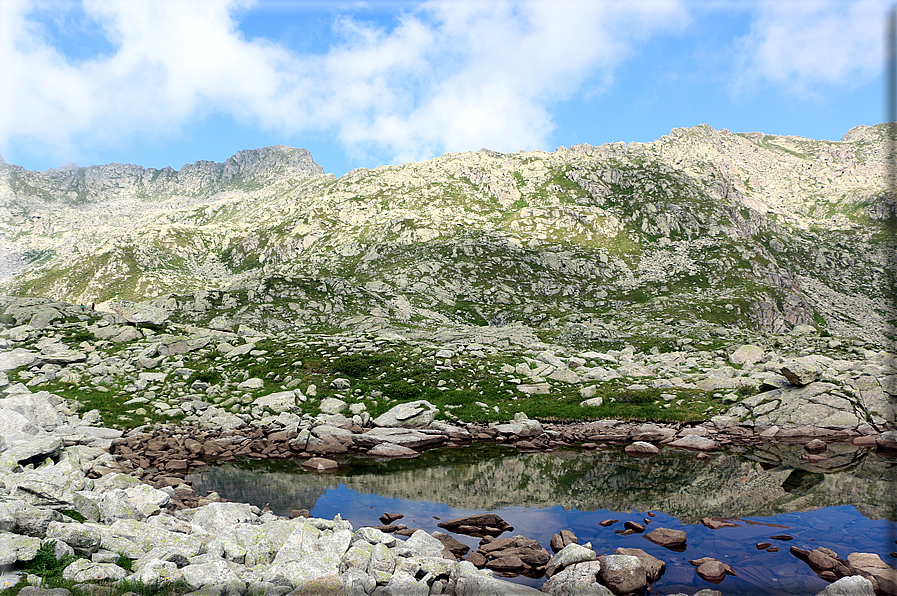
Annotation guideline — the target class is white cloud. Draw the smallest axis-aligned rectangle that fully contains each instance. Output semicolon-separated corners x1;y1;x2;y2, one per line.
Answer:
0;0;692;167
733;0;888;96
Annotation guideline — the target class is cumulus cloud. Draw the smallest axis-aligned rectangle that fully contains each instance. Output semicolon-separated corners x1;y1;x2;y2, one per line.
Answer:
733;0;887;96
1;0;692;167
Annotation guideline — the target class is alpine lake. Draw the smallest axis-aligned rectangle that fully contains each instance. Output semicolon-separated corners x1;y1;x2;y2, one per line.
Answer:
186;440;897;596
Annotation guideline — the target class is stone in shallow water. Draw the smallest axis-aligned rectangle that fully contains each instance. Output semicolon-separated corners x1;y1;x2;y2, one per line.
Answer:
597;554;647;595
300;457;338;472
644;528;686;549
624;441;658;457
367;443;419;458
668;435;720;451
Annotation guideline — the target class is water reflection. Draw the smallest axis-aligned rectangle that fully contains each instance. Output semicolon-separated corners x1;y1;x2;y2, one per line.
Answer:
187;443;897;595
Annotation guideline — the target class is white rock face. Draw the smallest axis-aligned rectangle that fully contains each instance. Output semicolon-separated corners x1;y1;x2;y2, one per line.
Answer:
372;400;439;428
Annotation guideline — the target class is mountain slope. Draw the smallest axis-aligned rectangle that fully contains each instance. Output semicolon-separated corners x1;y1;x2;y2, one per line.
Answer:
1;124;894;347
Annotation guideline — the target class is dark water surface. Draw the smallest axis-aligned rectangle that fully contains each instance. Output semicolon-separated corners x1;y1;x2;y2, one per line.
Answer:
186;442;897;595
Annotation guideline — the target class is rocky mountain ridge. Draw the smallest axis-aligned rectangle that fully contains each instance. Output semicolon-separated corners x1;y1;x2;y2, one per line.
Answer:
0;124;894;350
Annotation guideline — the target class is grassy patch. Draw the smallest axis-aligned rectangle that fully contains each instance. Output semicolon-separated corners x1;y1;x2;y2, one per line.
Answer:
24;541;77;581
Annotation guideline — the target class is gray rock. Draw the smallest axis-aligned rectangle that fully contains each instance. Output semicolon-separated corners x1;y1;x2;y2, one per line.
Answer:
580;397;603;408
271;522;352;585
729;345;765;366
383;570;429;595
876;430;897;451
0;531;41;565
180;560;245;594
0;349;38;371
596;554;647;595
549;543;597;571
355;428;447;450
45;521;103;555
253;392;299;414
815;575;875;596
191;502;256;531
1;436;63;468
130;558;185;585
542;561;611;596
452;562;543;595
14;505;58;537
404;530;448;558
340;569;376;596
367;442;419;457
61;559;127;582
779;357;825;386
372;400;439;428
667;435;720;451
0;393;65;428
319;397;347;414
494;415;543;438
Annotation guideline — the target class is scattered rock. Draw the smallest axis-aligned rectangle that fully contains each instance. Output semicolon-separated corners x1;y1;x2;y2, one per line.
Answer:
644;528;686;549
624;441;659;457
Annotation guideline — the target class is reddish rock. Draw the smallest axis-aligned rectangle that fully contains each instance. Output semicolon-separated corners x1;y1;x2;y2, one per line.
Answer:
380;512;404;524
756;543;772;550
804;439;827;452
165;459;189;471
615;547;666;583
515;441;537;450
300;457;338;472
438;514;513;536
466;552;487;567
695;560;735;583
644;528;687;549
624;521;646;533
808;549;839;571
289;509;311;519
599;519;619;527
701;517;740;530
433;531;470;557
395;528;419;536
624;441;659;457
853;435;878;446
790;546;811;560
770;534;793;541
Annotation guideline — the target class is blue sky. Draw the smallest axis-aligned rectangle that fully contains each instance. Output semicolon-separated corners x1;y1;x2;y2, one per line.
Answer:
0;0;889;177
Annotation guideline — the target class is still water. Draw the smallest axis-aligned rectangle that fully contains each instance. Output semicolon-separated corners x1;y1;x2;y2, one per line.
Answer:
186;442;897;595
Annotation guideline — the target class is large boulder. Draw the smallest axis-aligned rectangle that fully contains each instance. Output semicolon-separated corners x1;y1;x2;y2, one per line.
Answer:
0;531;41;565
270;522;352;586
0;393;65;429
0;349;37;372
729;345;765;366
355;428;447;450
61;559;128;582
372;400;439;428
494;413;543;438
815;575;876;596
542;560;611;596
191;502;256;532
597;555;647;595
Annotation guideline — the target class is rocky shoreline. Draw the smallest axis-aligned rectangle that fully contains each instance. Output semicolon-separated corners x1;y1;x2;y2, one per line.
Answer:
2;382;897;596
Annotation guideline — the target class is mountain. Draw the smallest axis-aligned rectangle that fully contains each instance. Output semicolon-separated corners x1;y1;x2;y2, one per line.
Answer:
1;124;894;347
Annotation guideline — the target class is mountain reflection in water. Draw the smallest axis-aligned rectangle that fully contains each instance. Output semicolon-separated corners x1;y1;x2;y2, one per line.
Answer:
187;443;897;595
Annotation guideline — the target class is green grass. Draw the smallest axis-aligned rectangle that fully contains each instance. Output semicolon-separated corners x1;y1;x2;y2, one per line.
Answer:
24;541;77;581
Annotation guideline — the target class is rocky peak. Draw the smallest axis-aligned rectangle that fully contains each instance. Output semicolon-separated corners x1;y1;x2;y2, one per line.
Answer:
0;145;325;206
